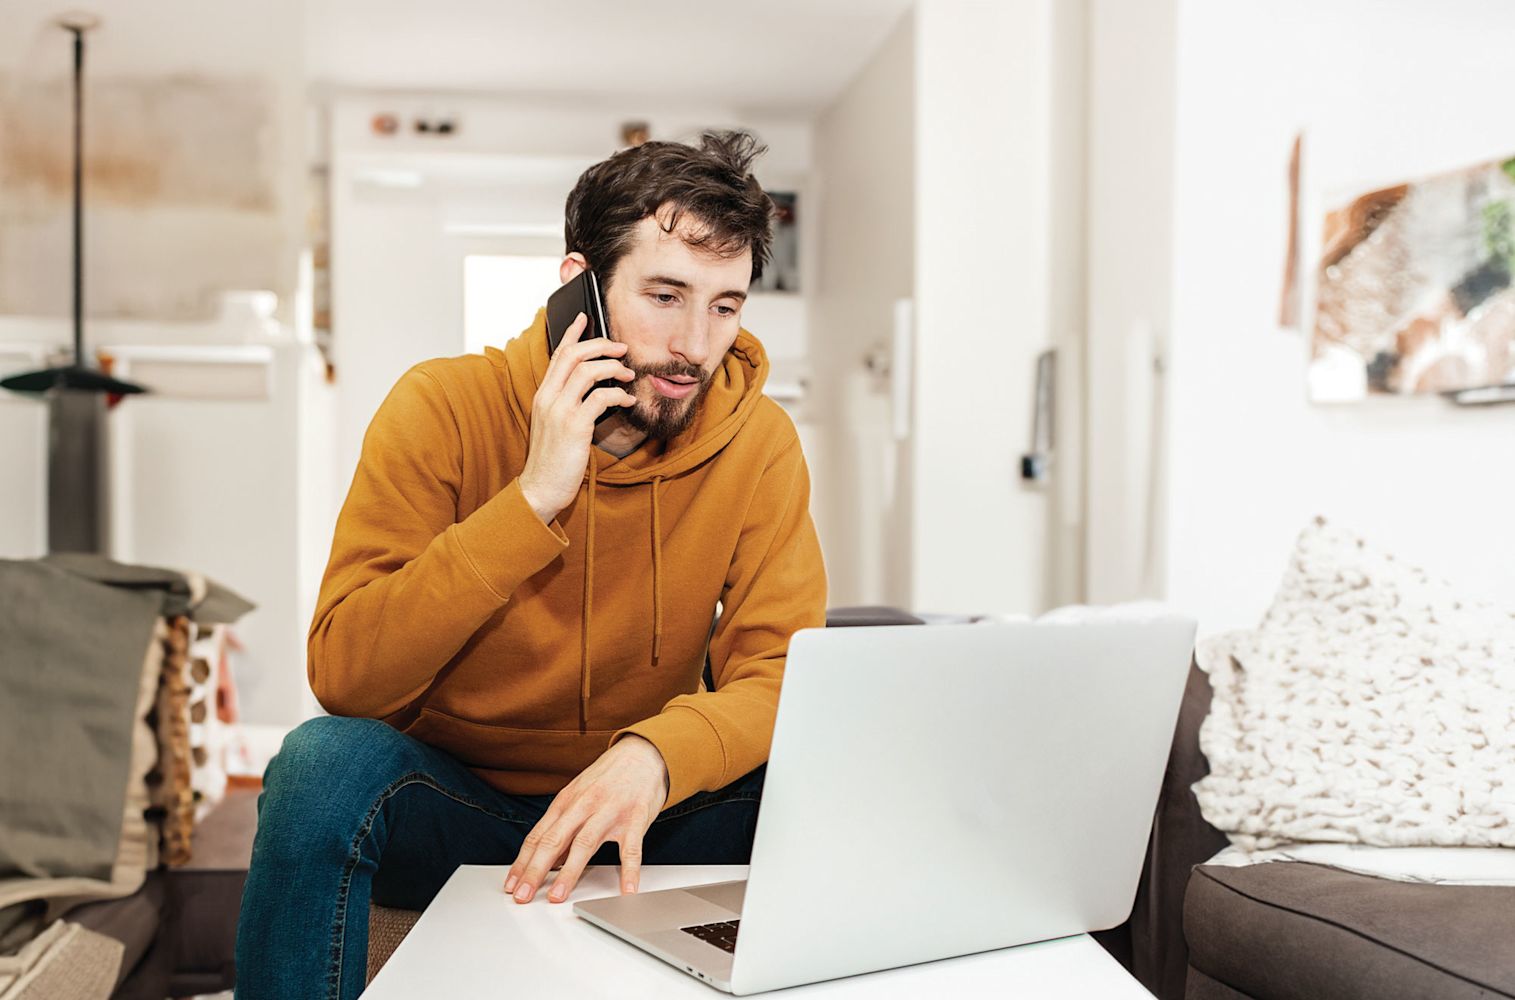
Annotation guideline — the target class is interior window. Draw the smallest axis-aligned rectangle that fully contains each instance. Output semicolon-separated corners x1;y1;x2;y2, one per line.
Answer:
463;254;563;355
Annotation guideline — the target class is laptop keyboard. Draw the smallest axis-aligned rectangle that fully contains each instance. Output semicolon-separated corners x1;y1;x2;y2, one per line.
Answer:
680;919;740;953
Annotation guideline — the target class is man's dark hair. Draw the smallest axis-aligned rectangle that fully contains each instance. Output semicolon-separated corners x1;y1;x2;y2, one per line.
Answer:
563;130;775;289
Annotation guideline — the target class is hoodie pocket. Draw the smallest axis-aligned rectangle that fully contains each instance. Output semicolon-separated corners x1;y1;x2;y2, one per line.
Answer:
404;707;619;793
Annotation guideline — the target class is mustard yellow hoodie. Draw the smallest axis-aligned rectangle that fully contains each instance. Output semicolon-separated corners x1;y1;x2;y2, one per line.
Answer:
309;311;827;808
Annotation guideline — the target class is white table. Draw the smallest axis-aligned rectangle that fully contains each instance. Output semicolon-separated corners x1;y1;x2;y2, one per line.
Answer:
361;865;1151;998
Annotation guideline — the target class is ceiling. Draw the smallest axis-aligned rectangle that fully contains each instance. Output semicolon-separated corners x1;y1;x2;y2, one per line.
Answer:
2;1;911;117
305;0;914;115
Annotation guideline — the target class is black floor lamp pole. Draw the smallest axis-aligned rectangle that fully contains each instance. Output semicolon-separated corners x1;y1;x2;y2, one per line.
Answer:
0;16;149;554
0;17;144;395
71;23;84;370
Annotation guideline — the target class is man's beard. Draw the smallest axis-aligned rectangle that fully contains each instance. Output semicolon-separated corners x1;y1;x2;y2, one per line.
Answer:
621;356;712;440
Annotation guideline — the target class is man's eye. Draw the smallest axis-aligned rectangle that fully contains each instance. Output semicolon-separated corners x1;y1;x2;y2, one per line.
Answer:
653;293;678;305
715;305;736;317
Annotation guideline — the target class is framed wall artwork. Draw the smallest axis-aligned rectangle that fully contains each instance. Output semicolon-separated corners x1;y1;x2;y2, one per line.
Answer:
1300;151;1515;402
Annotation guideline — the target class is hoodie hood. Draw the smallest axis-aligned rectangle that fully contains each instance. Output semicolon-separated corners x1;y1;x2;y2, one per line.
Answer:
485;308;771;728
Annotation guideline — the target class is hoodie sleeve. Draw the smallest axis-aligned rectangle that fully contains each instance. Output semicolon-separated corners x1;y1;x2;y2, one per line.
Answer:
308;366;569;719
615;433;827;808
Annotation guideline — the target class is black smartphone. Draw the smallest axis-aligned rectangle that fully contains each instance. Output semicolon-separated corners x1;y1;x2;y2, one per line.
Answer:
545;269;625;422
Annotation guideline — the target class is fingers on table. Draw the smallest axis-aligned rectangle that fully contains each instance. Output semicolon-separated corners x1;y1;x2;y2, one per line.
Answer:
505;804;570;901
503;796;646;904
546;820;613;902
510;794;605;903
618;830;644;895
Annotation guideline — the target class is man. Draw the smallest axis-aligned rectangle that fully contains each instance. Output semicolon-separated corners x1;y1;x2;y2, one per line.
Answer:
235;131;827;999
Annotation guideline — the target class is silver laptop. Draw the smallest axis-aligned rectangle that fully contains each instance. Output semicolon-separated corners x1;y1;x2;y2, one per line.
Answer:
575;617;1196;995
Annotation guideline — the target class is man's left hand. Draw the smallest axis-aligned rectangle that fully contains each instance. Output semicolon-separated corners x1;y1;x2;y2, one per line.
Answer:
504;734;669;904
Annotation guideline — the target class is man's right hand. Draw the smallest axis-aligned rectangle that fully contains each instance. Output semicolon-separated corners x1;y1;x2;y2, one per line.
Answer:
519;312;636;523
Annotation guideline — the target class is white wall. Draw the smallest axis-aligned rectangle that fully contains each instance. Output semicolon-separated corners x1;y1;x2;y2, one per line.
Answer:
1162;0;1515;632
0;0;305;323
910;0;1056;615
1084;0;1177;605
1043;0;1090;610
110;332;327;726
807;10;915;607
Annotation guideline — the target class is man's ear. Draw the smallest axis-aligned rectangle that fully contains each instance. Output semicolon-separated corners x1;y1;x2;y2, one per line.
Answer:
559;252;589;285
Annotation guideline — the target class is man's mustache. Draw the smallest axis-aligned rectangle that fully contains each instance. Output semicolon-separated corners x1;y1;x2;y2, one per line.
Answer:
628;359;708;385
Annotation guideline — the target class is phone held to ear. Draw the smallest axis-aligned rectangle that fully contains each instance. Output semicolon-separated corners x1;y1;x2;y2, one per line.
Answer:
545;268;624;424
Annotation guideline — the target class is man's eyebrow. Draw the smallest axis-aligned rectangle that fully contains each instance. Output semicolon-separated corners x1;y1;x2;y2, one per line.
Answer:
641;275;748;303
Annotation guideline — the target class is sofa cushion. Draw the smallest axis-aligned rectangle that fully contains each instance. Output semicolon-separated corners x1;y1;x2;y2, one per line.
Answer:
41;874;162;995
162;785;259;994
368;903;423;984
1193;519;1515;853
1184;862;1515;999
1185;966;1253;1000
0;916;124;1000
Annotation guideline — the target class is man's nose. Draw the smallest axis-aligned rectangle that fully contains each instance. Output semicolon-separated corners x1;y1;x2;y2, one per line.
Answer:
669;311;711;369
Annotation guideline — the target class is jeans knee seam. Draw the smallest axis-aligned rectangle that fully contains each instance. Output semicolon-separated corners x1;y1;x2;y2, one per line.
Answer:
326;772;533;999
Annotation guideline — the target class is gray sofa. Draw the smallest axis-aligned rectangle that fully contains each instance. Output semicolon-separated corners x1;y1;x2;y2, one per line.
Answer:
67;786;256;999
1109;663;1515;1000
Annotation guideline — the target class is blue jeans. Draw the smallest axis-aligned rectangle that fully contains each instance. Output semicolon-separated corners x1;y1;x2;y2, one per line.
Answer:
234;716;765;1000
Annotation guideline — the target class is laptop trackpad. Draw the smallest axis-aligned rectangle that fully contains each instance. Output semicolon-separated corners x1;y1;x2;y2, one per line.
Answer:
685;880;746;914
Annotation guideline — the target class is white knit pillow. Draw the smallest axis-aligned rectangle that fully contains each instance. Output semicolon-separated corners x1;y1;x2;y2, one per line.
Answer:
1194;518;1515;851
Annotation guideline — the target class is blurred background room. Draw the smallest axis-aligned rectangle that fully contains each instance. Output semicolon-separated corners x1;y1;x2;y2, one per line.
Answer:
1;1;1512;997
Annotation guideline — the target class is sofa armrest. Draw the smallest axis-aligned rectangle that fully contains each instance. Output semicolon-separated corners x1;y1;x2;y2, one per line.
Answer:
823;605;926;628
1123;658;1231;1000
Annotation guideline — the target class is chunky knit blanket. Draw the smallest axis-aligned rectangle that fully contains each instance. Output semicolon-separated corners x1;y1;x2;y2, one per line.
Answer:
1194;519;1515;851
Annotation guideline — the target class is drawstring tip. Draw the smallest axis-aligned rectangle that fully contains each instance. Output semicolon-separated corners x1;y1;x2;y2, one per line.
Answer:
651;636;661;666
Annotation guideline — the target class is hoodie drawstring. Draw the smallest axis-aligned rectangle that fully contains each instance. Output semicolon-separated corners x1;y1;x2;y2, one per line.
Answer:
579;464;667;732
502;312;766;737
579;458;598;733
650;475;664;667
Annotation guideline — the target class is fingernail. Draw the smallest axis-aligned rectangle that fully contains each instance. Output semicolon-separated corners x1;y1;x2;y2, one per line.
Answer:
514;883;532;903
549;883;566;901
623;882;636;894
503;876;517;893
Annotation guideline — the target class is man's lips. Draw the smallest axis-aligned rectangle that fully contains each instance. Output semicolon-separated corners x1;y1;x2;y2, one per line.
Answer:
650;375;699;399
